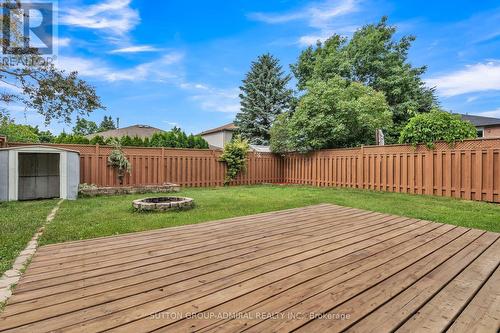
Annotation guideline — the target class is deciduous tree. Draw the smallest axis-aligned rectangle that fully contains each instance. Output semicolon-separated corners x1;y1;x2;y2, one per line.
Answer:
291;17;436;143
270;77;392;152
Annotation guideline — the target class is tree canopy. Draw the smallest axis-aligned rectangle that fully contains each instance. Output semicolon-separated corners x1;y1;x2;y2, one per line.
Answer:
73;117;99;136
291;17;436;143
270;77;392;153
235;53;293;145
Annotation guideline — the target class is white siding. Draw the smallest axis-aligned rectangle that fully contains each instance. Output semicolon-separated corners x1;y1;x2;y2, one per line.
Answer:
201;131;234;148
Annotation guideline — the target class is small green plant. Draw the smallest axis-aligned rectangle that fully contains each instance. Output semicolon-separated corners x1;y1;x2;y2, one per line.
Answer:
107;139;131;185
399;109;477;148
219;136;250;185
78;183;98;191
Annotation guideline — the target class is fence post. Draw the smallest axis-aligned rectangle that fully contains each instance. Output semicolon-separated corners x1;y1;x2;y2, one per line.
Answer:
426;150;434;196
358;146;364;189
93;143;100;185
312;152;317;186
161;147;165;184
211;150;217;186
486;148;494;202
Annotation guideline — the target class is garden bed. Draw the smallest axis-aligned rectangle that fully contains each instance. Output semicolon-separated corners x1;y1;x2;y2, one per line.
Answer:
79;183;180;197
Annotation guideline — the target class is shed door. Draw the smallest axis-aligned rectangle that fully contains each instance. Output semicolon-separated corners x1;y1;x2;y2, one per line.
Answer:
18;153;60;200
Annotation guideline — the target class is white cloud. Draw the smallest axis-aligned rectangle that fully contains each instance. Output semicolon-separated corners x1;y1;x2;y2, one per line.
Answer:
249;0;357;28
427;61;500;97
109;45;160;54
249;0;359;45
247;12;303;24
60;0;140;36
162;121;179;127
187;85;240;113
476;108;500;118
54;37;71;48
298;35;327;46
297;24;358;46
55;52;184;82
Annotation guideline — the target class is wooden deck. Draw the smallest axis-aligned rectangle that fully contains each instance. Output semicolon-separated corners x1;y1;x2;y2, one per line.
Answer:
1;204;499;332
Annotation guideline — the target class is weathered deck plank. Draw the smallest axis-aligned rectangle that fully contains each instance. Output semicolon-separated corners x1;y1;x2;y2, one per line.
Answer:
0;204;498;333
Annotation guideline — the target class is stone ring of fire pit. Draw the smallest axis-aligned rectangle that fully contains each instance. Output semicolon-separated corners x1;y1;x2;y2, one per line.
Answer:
133;196;194;212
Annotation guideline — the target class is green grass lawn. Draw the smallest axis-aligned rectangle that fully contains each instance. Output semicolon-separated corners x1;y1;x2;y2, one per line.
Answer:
0;200;57;276
39;185;500;246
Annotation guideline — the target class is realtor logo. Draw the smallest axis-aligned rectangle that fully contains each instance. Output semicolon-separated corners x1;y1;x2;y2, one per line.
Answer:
2;1;54;55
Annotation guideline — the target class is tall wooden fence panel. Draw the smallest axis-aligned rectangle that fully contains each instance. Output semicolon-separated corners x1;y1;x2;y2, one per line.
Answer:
282;139;500;203
8;138;500;203
8;143;284;187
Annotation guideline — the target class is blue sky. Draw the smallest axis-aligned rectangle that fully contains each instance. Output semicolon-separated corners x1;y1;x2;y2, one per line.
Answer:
12;0;500;134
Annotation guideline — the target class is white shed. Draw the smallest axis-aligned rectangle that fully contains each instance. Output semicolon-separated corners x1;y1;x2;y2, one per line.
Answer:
0;146;80;201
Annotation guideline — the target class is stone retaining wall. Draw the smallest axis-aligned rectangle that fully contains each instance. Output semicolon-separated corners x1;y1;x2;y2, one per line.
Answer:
79;183;180;197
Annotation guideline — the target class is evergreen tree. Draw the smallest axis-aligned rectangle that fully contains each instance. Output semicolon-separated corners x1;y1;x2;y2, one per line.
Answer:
99;116;116;132
131;136;144;146
235;53;293;145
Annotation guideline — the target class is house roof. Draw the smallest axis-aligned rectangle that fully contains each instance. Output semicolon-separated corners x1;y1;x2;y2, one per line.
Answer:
198;123;237;136
86;124;163;139
459;114;500;127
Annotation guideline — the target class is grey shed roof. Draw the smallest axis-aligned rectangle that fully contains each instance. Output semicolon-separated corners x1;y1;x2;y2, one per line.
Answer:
0;145;80;154
459;114;500;127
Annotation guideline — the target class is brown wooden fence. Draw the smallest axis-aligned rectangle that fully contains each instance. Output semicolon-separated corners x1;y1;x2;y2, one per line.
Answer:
8;143;283;187
283;139;500;203
8;138;500;203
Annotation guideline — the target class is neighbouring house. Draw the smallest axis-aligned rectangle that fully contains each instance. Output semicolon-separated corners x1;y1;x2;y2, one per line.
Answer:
0;135;6;148
198;123;237;149
0;146;80;201
85;124;163;140
459;114;500;138
198;122;272;152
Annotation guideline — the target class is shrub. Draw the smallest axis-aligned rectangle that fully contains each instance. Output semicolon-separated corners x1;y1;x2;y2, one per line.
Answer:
219;136;250;185
399;109;477;148
0;117;40;143
90;135;106;145
53;133;90;144
149;130;208;149
107;139;131;185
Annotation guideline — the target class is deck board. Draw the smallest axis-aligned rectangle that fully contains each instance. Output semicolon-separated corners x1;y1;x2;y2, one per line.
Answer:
0;204;498;332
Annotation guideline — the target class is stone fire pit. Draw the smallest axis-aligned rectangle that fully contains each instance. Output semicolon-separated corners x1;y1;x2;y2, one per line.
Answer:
132;196;194;212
